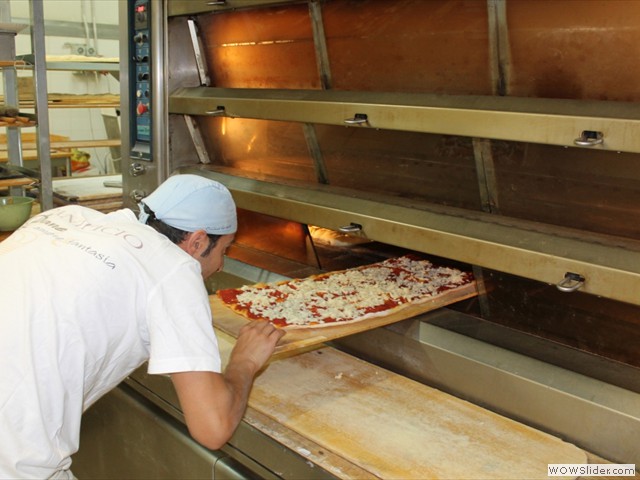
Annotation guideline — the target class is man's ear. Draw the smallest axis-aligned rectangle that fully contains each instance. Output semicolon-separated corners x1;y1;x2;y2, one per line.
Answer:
180;230;208;256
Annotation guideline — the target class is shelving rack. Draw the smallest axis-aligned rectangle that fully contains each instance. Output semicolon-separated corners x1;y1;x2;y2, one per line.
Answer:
0;0;53;210
17;56;121;174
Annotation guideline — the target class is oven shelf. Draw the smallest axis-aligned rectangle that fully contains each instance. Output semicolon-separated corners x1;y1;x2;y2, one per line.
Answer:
167;0;297;16
169;87;640;154
180;167;640;307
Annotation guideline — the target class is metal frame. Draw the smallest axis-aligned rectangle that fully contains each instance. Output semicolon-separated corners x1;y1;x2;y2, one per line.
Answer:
487;0;510;96
118;1;130;183
119;0;168;207
476;0;505;215
0;23;24;197
29;0;53;210
308;0;331;90
123;370;339;479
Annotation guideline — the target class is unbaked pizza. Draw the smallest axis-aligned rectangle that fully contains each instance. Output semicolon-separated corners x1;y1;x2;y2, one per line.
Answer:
216;255;474;329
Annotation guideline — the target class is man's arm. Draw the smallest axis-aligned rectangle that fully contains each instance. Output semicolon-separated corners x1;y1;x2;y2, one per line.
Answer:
171;321;284;450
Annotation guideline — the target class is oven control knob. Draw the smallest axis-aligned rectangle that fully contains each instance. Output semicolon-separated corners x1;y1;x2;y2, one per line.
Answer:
129;162;146;177
136;102;148;115
133;32;148;45
130;189;146;202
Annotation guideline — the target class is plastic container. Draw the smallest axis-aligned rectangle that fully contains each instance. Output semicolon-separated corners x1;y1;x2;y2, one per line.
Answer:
0;196;35;231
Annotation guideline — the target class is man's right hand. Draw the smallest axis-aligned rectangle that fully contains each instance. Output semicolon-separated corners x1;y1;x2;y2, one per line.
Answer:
230;321;285;375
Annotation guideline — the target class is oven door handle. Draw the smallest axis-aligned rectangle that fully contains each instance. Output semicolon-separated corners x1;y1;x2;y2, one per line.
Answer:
556;272;585;292
574;130;603;147
344;113;368;125
205;107;226;116
339;222;363;233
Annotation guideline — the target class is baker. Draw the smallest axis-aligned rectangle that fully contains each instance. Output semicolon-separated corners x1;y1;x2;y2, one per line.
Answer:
0;174;285;479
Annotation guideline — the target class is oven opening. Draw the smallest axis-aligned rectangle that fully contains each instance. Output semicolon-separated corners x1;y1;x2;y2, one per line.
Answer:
205;208;640;399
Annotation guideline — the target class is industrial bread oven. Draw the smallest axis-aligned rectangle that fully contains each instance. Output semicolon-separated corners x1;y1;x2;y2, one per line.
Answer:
73;1;640;478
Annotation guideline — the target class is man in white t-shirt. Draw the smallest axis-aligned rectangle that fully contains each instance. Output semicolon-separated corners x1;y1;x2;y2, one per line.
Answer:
0;174;284;479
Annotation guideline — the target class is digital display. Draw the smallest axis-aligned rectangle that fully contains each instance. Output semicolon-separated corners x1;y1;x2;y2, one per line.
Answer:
136;5;146;13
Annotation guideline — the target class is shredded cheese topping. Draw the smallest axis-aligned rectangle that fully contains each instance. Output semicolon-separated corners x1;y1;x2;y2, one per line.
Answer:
223;256;472;326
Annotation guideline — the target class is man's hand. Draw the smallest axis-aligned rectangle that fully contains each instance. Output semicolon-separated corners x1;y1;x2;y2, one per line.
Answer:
230;321;286;375
171;321;285;451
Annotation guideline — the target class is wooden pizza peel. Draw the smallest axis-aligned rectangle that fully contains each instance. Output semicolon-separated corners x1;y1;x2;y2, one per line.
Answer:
210;280;478;358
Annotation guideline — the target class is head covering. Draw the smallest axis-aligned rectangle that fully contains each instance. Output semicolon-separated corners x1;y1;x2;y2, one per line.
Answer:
138;174;237;235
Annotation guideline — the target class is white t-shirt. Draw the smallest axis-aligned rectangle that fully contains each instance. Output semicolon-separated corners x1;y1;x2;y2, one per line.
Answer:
0;206;221;479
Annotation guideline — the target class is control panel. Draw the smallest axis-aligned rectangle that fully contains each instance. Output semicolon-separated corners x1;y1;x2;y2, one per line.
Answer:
130;0;151;162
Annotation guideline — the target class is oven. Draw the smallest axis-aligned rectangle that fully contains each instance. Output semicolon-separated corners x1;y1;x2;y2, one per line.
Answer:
72;1;640;477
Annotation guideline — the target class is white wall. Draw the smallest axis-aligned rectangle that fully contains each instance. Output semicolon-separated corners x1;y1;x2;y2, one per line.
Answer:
8;0;122;175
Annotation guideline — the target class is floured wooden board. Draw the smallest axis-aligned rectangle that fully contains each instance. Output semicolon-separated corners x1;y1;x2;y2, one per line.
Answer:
210;279;477;356
52;175;122;201
50;176;123;213
249;347;587;480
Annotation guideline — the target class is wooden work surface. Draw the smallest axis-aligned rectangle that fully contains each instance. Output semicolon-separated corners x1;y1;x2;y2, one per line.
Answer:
0;177;34;188
0;139;120;151
210;280;478;357
51;175;122;201
0;149;72;163
0;93;120;109
239;345;588;479
51;175;123;213
0;133;72;165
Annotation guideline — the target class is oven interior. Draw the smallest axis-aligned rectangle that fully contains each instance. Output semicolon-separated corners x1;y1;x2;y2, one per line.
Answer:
167;0;640;374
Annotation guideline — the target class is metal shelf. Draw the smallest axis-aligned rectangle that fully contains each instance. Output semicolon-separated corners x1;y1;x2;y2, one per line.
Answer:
17;54;119;72
167;0;300;17
169;87;640;154
43;61;119;73
180;167;640;306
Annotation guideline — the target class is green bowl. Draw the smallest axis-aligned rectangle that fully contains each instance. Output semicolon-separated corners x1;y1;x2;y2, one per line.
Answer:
0;196;35;231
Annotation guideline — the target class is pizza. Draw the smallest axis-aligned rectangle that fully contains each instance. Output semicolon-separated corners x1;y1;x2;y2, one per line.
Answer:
216;255;474;329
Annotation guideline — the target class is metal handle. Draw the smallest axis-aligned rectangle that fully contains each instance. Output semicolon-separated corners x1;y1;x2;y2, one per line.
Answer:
103;180;122;188
338;222;363;233
207;1;226;5
344;113;368;125
574;130;603;147
205;107;226;116
556;272;585;293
